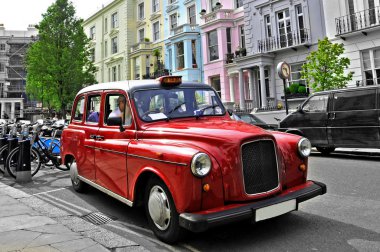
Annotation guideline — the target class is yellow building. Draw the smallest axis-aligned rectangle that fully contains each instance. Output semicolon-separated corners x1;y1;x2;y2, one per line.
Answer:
130;0;165;80
83;0;135;83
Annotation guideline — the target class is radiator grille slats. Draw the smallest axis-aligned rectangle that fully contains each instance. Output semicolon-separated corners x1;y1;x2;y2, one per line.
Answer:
242;140;279;194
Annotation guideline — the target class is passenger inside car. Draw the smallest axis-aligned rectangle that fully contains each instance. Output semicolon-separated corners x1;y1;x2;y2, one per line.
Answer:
107;95;132;125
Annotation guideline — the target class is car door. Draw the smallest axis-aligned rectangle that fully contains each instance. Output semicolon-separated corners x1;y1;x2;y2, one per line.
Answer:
94;91;136;198
329;88;379;147
297;94;329;146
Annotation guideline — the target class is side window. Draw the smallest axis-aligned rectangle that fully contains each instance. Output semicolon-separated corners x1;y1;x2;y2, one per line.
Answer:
105;94;132;126
73;96;85;121
86;95;101;123
302;95;328;112
333;89;376;111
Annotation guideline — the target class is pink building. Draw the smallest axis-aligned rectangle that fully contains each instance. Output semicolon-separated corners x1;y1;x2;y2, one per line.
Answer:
200;0;249;110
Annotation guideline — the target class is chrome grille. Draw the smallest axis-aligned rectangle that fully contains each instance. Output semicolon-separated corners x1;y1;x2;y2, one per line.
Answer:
241;140;279;195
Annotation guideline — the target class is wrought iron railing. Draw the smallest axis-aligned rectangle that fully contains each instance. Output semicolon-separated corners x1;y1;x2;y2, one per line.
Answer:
257;28;310;53
336;7;380;35
142;69;171;79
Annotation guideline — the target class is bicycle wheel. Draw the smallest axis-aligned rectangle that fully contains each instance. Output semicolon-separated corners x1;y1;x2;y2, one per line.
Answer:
6;147;42;179
0;145;8;173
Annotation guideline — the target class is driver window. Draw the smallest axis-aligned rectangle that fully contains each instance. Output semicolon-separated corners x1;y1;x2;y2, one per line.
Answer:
302;95;328;112
105;94;132;126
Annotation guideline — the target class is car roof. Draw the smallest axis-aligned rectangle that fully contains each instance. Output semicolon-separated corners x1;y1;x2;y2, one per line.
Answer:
311;85;380;96
77;80;212;96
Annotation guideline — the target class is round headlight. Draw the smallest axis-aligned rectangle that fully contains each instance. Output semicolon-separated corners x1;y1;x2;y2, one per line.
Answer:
298;138;311;158
191;153;212;178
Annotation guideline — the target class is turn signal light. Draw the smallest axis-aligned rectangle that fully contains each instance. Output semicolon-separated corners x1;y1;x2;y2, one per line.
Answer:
299;164;306;172
203;184;210;192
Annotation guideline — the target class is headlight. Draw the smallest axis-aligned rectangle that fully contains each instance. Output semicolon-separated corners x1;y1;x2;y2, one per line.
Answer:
298;138;311;158
191;153;212;177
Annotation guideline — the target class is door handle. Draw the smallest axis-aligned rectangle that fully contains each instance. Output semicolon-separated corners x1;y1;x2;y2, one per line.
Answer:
90;135;96;139
96;135;104;141
329;113;336;119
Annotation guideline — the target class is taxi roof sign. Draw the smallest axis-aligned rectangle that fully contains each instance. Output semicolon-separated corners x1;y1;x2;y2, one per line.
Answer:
157;76;182;86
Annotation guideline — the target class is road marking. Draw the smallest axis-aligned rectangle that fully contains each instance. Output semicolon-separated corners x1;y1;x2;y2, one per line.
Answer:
32;187;66;196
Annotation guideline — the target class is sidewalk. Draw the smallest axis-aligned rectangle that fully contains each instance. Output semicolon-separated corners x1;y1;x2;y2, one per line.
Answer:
0;180;146;252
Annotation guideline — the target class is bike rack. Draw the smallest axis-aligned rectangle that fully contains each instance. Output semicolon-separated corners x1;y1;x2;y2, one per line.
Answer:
16;139;31;183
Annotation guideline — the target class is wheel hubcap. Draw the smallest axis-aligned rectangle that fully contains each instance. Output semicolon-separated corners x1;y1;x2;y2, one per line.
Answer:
148;185;171;231
69;161;80;186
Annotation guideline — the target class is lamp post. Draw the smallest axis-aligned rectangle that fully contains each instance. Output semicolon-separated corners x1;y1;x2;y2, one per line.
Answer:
277;62;291;115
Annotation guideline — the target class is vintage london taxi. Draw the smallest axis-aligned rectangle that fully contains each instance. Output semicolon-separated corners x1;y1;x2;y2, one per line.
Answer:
61;76;326;243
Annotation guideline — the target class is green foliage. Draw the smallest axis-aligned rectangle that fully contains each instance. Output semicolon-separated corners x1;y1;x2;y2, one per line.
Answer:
285;87;290;94
26;0;96;118
153;49;161;58
301;37;353;92
289;83;300;94
298;85;307;94
144;37;150;42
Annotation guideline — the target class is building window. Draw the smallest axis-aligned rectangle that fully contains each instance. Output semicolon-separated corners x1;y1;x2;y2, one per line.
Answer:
135;56;140;79
152;0;159;13
104;18;108;33
138;29;145;42
192;40;197;68
168;0;175;4
104;40;108;57
210;76;221;98
290;63;308;91
153;22;160;41
111;12;118;28
277;9;292;47
0;63;4;72
170;13;177;29
188;5;196;25
226;27;232;54
210;0;219;11
0;44;5;51
296;5;306;42
112;66;117;81
138;3;145;20
111;37;118;54
239;25;245;49
265;15;272;38
90;26;95;40
208;30;219;61
89;48;95;62
118;65;121;81
362;49;380;85
176;42;184;70
235;0;243;8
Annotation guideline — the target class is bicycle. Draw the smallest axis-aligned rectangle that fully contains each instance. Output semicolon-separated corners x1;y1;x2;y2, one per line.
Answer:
6;122;68;178
0;122;19;173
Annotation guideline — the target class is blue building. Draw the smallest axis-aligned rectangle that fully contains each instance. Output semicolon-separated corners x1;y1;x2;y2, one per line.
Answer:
163;0;203;83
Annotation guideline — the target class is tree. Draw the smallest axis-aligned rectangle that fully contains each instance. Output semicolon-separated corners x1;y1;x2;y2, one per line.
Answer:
301;37;353;92
26;0;96;118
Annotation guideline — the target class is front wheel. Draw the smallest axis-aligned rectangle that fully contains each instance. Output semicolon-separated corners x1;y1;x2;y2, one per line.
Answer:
6;147;41;178
316;147;335;155
69;160;87;193
144;177;184;244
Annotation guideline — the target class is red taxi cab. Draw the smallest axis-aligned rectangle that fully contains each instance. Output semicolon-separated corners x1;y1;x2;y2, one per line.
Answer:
61;76;326;243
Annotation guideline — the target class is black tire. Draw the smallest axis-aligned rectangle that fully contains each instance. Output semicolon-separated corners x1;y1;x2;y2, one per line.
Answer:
6;147;42;178
144;177;184;244
316;147;335;155
69;160;87;192
0;145;8;173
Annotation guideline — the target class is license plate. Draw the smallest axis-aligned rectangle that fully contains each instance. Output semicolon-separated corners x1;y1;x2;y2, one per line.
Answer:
255;199;297;222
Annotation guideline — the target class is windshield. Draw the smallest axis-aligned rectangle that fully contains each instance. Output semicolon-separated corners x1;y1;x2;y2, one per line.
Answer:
133;88;225;122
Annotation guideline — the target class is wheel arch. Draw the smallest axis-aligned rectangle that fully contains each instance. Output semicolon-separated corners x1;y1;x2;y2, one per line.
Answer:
285;129;304;136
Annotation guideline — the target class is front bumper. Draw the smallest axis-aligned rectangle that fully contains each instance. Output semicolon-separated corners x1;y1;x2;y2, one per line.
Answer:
179;180;326;232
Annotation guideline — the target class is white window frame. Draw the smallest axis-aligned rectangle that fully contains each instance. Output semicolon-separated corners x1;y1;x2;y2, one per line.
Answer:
138;3;145;20
235;0;243;8
0;44;5;51
104;17;108;34
152;0;159;13
208;30;219;61
239;25;245;48
176;42;184;70
188;5;196;25
111;37;118;54
153;21;160;41
111;12;118;28
90;26;96;40
264;15;272;38
138;28;145;42
170;13;178;29
277;9;292;47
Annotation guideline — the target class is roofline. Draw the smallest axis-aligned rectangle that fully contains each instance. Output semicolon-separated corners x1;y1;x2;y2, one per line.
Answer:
82;0;124;25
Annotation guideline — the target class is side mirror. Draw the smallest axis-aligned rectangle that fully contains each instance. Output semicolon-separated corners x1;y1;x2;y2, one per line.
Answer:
107;117;125;132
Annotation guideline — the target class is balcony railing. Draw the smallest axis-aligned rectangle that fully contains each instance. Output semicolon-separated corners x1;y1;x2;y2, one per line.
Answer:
142;69;171;79
171;24;200;36
257;28;310;53
130;42;152;53
6;85;25;92
202;9;233;24
336;7;380;35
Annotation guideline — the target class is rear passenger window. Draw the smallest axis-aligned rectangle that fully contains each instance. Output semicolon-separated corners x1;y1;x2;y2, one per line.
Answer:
333;89;376;111
73;96;85;121
302;95;328;112
86;95;101;123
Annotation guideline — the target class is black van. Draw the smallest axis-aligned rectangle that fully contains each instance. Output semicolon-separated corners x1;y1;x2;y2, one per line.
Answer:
279;86;380;154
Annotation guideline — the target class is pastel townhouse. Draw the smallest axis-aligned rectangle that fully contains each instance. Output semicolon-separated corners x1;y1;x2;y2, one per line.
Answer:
163;0;203;82
199;0;245;107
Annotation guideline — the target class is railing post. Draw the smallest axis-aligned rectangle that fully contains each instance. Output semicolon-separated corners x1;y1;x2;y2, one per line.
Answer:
16;139;31;183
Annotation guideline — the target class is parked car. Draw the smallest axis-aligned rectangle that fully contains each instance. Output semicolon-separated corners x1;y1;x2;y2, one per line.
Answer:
61;76;326;243
231;112;278;130
279;85;380;155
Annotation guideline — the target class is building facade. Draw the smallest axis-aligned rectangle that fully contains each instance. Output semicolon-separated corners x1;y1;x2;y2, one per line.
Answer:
199;0;245;106
323;0;380;87
0;24;38;120
163;0;203;83
224;0;326;111
83;0;136;83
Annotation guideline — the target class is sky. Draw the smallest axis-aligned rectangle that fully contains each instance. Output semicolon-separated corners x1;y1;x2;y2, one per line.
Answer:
1;0;114;30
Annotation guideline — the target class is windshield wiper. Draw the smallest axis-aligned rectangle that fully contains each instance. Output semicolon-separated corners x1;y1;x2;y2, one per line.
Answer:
167;102;186;116
195;104;220;118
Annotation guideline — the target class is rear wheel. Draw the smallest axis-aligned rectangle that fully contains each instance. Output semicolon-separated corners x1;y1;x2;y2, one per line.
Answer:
69;159;87;192
316;147;335;155
144;177;184;244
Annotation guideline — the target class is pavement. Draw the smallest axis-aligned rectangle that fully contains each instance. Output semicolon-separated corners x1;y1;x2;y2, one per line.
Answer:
0;178;147;252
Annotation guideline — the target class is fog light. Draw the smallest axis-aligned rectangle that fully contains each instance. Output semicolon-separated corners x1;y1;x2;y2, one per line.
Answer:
203;184;210;192
299;164;306;172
